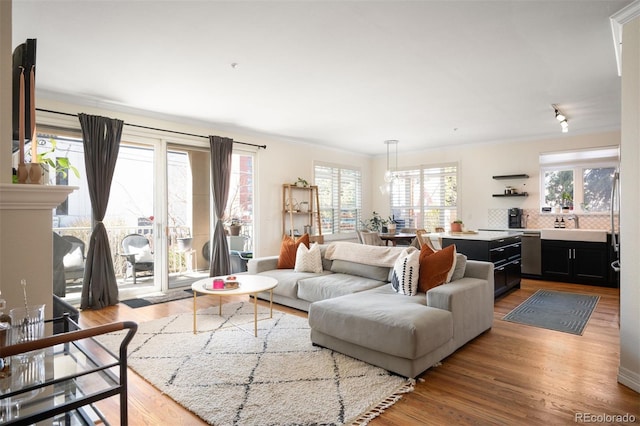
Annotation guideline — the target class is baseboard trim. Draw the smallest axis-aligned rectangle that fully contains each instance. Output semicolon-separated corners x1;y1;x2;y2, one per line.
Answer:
618;365;640;393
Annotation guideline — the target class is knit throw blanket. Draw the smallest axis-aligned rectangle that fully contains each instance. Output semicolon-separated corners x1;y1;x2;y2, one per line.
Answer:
324;242;416;267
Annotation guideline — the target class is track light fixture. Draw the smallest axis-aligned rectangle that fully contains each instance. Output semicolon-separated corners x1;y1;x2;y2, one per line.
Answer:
560;119;569;133
552;104;568;133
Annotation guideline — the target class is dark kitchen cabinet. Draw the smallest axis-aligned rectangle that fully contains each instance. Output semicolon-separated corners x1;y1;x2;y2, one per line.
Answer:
541;240;609;286
442;235;521;299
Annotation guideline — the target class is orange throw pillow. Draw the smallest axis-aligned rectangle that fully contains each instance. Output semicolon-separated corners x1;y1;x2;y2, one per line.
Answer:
277;234;310;269
418;244;457;292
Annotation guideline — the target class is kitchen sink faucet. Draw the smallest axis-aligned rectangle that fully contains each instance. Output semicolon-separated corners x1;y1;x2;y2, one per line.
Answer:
567;215;579;229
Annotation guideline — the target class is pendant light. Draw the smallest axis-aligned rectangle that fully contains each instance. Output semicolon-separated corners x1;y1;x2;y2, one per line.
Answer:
380;140;398;194
384;140;398;181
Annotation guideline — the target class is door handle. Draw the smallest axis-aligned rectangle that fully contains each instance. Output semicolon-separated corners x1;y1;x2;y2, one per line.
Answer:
611;260;621;272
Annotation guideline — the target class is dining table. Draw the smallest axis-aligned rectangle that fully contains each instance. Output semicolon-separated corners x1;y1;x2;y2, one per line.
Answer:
379;232;417;246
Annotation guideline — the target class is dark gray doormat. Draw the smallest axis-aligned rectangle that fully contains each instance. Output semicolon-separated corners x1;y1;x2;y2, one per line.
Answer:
121;289;193;309
502;289;599;335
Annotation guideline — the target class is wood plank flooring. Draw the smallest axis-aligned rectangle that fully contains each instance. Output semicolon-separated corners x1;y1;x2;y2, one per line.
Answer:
79;280;639;425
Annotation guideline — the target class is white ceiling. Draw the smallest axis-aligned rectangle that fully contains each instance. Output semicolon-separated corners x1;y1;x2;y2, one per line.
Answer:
12;0;632;156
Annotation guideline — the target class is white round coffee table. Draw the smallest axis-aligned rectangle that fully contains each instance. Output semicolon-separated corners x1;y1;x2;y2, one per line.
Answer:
191;275;278;336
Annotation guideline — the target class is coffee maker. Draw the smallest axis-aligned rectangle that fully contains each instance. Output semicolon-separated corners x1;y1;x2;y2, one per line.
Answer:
508;208;524;228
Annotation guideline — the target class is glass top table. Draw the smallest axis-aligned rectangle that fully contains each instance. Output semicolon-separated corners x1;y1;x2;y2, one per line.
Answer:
0;315;137;425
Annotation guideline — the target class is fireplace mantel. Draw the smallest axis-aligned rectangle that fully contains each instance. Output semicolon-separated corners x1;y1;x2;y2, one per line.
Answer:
0;183;77;210
0;183;77;315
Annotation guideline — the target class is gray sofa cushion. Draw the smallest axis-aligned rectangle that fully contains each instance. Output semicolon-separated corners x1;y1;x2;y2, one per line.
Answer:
256;269;329;298
309;284;453;359
297;273;386;303
330;259;390;282
318;244;333;271
450;253;467;282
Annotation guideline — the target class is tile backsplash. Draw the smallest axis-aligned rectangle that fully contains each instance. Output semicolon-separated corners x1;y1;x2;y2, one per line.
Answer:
487;209;616;230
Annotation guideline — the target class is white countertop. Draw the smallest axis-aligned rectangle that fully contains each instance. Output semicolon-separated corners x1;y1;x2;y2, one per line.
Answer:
434;230;523;241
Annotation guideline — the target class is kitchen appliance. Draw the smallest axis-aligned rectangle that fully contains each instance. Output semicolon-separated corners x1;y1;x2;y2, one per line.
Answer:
521;231;541;276
508;208;524;229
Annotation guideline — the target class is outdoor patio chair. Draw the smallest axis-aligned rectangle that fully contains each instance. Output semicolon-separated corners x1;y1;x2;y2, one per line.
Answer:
121;234;154;284
62;235;86;283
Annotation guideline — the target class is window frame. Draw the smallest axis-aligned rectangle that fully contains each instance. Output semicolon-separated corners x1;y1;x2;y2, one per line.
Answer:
389;162;458;230
539;152;618;215
314;161;362;239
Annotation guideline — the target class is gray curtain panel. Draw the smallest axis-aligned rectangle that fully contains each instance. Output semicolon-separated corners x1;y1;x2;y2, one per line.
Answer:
209;136;233;276
78;113;123;309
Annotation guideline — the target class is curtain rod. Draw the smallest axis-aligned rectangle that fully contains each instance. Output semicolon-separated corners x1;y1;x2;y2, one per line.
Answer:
36;108;267;149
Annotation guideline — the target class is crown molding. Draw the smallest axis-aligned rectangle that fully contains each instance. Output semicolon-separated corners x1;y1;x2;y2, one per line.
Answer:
611;1;640;76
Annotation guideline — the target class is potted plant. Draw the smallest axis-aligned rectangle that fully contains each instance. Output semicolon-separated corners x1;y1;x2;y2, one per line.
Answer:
294;177;309;187
451;220;463;232
229;218;242;236
176;226;192;251
561;192;573;212
360;211;388;233
387;216;397;234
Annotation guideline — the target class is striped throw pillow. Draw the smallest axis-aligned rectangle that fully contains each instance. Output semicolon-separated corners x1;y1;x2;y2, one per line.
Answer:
391;248;420;296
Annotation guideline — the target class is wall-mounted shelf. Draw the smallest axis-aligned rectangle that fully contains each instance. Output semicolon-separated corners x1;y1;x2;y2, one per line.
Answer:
492;174;529;180
493;193;528;197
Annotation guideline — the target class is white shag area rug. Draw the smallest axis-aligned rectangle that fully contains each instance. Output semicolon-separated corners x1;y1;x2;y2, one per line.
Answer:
98;302;414;425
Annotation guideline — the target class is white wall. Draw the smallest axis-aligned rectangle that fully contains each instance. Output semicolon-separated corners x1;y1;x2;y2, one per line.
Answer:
371;131;621;230
252;140;371;256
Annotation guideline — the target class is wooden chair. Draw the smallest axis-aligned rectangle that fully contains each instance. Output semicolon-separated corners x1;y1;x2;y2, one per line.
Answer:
416;229;439;251
358;230;385;246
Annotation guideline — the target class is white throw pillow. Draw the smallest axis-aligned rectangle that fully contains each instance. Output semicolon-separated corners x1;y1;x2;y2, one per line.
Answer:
131;245;154;263
391;248;420;296
294;243;323;273
63;247;84;269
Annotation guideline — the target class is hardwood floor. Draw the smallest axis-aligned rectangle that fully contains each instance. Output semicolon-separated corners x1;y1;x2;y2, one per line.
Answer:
79;280;639;425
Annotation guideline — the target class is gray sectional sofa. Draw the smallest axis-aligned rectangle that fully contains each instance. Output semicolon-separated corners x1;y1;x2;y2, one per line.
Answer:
247;242;494;378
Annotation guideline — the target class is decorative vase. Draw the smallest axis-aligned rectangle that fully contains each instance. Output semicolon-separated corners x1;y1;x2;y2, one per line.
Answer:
387;223;396;234
17;163;29;183
27;163;44;184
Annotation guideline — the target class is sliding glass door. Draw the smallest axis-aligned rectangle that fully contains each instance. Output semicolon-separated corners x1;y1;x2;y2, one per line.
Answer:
165;145;256;288
40;126;256;303
41;132;160;302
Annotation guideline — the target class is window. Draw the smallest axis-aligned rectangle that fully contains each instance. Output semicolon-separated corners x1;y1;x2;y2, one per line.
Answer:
315;164;362;236
543;169;574;208
226;152;255;247
390;163;458;230
540;147;618;213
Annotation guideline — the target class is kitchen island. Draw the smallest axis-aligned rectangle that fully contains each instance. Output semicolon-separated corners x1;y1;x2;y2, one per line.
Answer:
436;230;523;299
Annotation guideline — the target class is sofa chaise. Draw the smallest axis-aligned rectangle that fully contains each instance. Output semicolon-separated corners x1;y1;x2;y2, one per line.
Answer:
248;242;494;377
